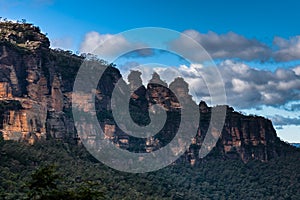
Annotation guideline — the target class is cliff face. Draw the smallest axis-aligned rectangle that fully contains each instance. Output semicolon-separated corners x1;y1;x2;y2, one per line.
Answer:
0;21;292;163
126;74;288;164
0;21;78;144
197;102;283;163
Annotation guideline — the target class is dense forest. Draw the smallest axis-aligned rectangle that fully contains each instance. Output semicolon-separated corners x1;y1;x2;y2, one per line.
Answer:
0;135;300;199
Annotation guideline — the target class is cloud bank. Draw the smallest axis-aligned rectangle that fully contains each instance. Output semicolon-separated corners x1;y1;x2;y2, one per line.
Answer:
168;30;300;62
271;115;300;127
273;36;300;61
169;30;271;61
80;30;300;62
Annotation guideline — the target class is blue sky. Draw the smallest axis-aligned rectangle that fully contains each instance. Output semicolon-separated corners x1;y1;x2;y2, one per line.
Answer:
1;0;300;142
2;0;300;50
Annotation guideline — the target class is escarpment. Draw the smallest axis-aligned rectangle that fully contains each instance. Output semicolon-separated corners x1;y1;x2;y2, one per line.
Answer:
0;21;293;164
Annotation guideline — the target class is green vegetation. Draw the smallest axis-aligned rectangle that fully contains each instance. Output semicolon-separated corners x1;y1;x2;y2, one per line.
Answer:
0;139;299;199
26;165;105;200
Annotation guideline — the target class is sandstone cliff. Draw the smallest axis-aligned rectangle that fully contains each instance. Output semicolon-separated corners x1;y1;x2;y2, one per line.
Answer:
0;21;78;144
0;21;293;164
125;73;291;164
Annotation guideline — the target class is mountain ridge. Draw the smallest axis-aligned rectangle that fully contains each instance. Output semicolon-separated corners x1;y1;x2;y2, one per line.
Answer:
0;21;296;165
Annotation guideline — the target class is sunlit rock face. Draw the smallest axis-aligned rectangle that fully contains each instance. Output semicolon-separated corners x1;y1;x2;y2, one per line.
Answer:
0;21;76;144
0;21;292;163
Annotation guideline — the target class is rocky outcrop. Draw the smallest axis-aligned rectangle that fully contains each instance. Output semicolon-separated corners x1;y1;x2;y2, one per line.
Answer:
0;21;77;144
196;103;284;163
0;21;293;164
124;72;289;164
0;21;49;50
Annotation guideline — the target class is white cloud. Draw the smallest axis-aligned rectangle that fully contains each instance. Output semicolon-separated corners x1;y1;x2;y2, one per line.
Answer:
271;115;300;126
169;30;271;61
293;66;300;75
232;78;252;93
276;125;300;143
220;60;300;108
80;31;128;54
178;63;203;77
273;36;300;61
80;31;152;61
168;30;300;62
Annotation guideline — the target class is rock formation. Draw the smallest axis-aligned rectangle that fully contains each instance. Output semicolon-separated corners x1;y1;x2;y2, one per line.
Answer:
0;21;77;144
0;21;294;164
